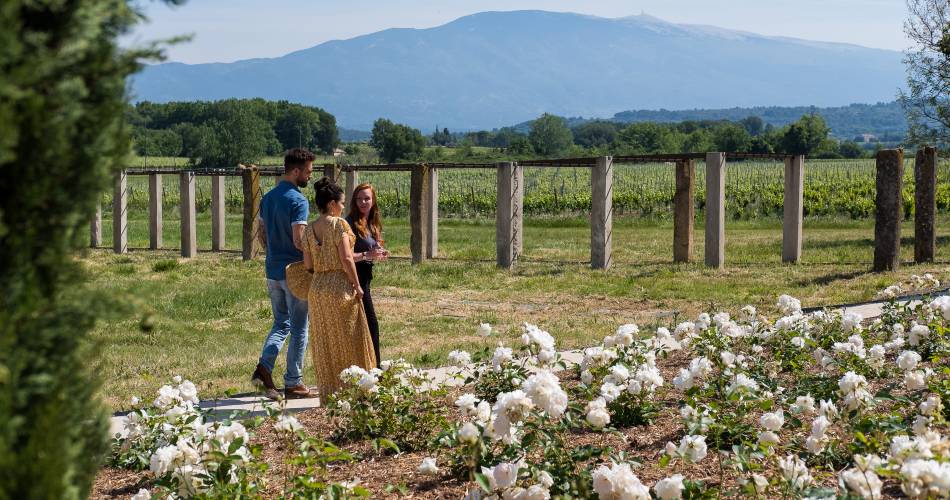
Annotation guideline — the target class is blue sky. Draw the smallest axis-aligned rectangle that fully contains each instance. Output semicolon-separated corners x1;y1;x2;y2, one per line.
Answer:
128;0;910;64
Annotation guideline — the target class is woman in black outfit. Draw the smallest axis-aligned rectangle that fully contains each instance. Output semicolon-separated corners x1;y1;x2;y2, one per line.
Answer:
345;183;388;364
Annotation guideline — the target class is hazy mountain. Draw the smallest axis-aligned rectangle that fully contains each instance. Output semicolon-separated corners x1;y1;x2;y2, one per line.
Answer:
132;10;905;131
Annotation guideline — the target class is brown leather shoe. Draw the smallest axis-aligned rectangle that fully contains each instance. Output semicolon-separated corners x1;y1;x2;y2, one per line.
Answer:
284;384;315;399
251;364;281;400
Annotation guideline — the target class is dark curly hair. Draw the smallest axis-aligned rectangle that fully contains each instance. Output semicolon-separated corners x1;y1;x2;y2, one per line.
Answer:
313;177;344;213
284;148;316;172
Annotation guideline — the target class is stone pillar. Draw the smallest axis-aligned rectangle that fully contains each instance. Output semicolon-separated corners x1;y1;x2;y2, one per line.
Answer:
782;155;805;263
409;164;430;264
704;153;725;269
915;146;937;263
496;162;524;269
344;169;359;218
112;170;127;254
673;159;695;263
873;149;904;272
179;172;197;258
211;175;226;251
90;201;102;248
148;173;163;250
242;167;261;260
322;164;340;183
425;167;439;258
591;156;613;270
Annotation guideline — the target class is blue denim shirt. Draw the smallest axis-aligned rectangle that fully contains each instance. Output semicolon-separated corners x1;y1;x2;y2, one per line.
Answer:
261;181;309;280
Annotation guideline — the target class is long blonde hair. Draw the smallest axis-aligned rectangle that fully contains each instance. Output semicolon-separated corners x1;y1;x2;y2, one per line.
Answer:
348;183;384;245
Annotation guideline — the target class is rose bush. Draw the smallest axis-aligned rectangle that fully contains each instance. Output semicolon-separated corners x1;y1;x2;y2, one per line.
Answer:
109;275;948;498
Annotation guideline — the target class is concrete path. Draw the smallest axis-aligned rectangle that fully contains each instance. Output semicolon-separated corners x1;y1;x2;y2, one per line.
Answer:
109;289;947;436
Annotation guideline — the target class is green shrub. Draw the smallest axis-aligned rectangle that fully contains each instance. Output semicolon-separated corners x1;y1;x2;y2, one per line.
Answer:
0;1;172;497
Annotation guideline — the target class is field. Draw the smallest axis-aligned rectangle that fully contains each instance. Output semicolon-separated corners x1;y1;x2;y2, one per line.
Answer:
84;213;950;410
91;158;950;499
113;158;950;220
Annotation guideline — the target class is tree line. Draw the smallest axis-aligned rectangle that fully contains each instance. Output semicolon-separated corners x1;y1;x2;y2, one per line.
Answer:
369;113;871;164
129;98;340;166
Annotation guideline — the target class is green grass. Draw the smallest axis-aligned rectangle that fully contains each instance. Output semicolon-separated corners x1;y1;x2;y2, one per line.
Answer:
85;214;950;410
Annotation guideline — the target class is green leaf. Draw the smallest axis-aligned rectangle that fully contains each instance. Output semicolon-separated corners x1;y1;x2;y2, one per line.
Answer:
475;472;492;493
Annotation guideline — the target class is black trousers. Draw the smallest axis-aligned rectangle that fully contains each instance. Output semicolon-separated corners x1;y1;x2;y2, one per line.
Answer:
356;263;380;364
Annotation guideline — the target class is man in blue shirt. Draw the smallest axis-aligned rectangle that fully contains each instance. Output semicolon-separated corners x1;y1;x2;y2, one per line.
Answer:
251;148;315;399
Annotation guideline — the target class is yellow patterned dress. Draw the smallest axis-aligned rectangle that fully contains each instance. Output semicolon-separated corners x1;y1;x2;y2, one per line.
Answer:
302;216;377;397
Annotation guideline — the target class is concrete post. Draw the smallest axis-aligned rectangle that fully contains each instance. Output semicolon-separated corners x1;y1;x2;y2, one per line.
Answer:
914;146;937;263
112;170;127;254
496;162;524;269
704;153;725;268
873;149;904;272
148;173;163;250
90;201;102;248
242;167;261;261
591;156;613;270
409;164;430;264
211;175;226;251
782;155;805;263
673;159;695;263
179;172;197;258
344;169;359;218
426;167;439;258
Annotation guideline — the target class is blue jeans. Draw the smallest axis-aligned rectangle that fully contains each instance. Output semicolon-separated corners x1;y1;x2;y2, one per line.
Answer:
258;279;308;387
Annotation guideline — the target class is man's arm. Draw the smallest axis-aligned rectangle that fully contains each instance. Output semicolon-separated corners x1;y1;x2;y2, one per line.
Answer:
292;223;306;252
291;197;309;252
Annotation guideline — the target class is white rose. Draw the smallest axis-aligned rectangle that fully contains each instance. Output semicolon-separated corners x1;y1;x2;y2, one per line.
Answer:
418;457;439;475
131;489;151;500
758;431;780;446
897;350;921;371
458;422;480;444
677;435;707;463
274;414;302;435
478;323;492;337
654;474;685;500
482;461;521;491
759;409;784;431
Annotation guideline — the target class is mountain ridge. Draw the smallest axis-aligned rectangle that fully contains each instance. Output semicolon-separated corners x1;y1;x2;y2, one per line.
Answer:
131;10;905;130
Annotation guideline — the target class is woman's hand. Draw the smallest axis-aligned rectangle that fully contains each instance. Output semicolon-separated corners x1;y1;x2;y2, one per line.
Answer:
353;284;364;300
366;248;386;262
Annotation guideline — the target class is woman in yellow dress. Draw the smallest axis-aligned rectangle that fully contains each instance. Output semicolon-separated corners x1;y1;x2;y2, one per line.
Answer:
302;177;377;397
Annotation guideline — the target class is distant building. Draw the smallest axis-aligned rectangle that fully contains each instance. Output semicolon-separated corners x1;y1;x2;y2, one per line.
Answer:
860;134;877;143
333;148;346;157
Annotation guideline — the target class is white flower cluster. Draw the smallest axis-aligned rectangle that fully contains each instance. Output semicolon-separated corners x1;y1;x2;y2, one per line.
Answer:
757;408;784;447
671;357;713;391
777;454;812;490
339;365;379;393
585;398;610;429
592;462;650;499
521;370;568;419
521;323;556;363
492;346;514;372
931;295;950;320
149;421;251;497
665;434;707;463
477;461;552;499
488;390;534;442
837;371;872;411
273;414;302;435
455;393;492;423
153;377;200;414
449;350;473;367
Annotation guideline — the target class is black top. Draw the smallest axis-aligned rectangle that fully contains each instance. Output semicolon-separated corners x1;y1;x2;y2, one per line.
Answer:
345;214;378;268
